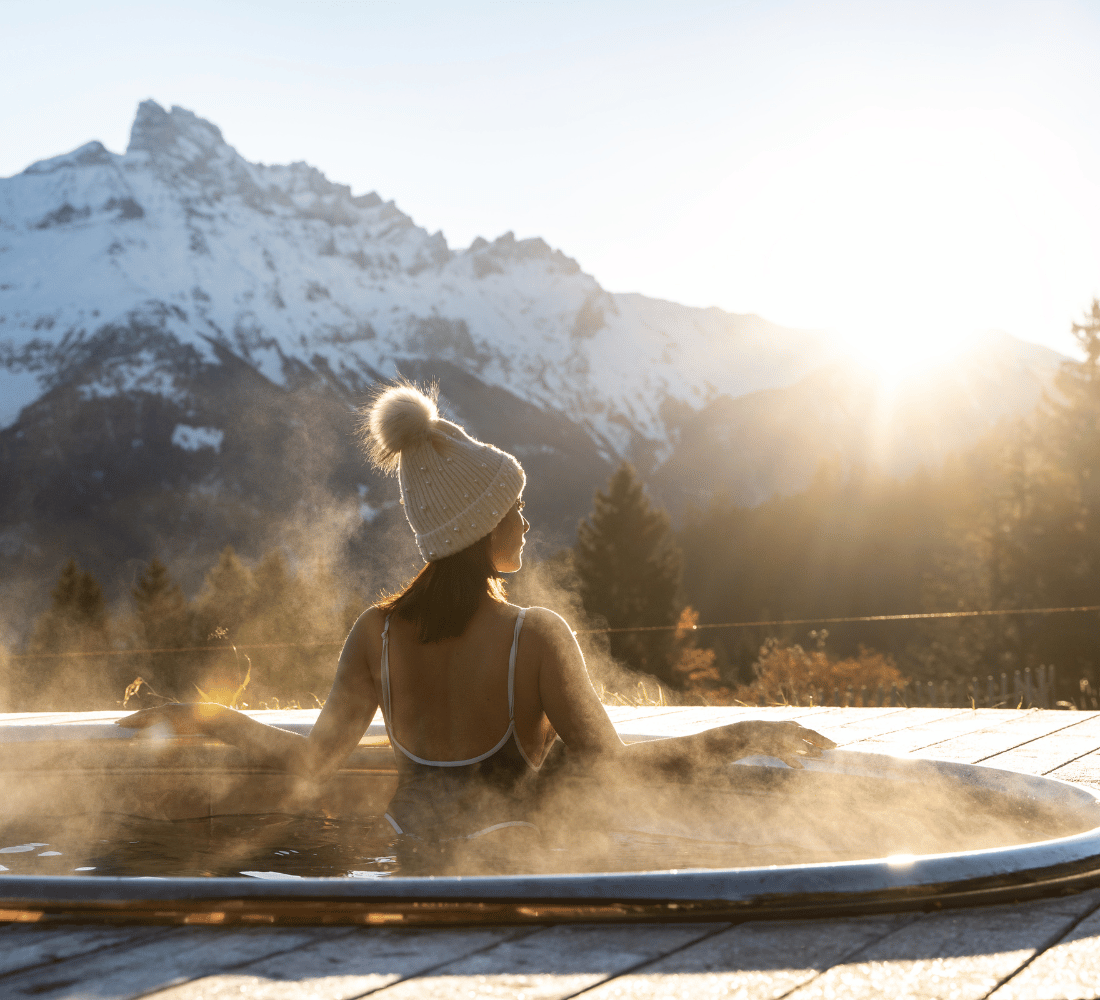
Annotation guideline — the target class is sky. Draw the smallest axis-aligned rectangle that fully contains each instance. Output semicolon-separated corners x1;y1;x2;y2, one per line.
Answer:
4;0;1100;362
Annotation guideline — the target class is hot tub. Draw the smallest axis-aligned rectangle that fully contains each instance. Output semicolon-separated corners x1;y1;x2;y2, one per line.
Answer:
1;709;1099;925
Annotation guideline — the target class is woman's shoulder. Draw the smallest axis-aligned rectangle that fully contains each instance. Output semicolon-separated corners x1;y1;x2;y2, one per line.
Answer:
347;606;388;646
513;604;577;641
516;603;568;623
359;604;388;627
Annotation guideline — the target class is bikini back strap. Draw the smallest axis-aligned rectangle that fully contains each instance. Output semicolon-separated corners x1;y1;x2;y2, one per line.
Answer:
507;609;526;720
380;615;394;739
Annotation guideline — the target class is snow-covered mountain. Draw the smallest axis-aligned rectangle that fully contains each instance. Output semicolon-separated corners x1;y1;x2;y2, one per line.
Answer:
0;101;838;450
0;101;1064;607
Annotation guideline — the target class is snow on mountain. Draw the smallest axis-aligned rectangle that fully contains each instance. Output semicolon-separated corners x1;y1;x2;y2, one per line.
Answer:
0;100;1066;610
0;100;836;458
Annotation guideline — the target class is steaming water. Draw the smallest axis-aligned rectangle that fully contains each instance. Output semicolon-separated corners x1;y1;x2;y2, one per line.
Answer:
0;815;399;879
0;814;869;879
0;767;1081;880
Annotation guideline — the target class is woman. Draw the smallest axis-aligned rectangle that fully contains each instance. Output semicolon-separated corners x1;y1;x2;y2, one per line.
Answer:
119;384;834;850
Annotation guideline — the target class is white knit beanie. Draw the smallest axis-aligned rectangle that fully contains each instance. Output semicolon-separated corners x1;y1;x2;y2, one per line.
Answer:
361;384;526;562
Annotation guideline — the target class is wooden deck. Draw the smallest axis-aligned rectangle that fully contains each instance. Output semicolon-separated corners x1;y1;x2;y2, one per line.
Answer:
4;706;1100;999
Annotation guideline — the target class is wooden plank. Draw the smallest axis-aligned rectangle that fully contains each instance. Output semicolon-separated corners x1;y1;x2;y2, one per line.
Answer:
359;923;725;1000
851;709;1030;756
566;914;914;1000
613;707;754;740
982;733;1100;777
143;926;530;1000
826;709;962;746
0;924;168;978
779;707;927;742
614;706;842;741
978;712;1100;776
1038;712;1100;737
817;705;914;727
1046;751;1100;796
0;927;327;1000
779;893;1100;1000
604;707;695;726
808;707;913;725
620;706;912;742
987;891;1100;999
913;711;1094;765
773;707;903;724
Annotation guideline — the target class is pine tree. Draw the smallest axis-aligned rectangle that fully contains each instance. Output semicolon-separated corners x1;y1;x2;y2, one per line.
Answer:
978;300;1100;702
0;631;13;711
243;548;316;697
574;463;683;683
187;546;256;703
195;546;255;640
31;559;110;653
131;557;192;697
24;559;113;708
1049;299;1100;550
133;557;187;628
1016;300;1100;690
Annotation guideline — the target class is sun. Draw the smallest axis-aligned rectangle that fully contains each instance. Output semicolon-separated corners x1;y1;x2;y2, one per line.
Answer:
692;106;1075;382
831;314;985;389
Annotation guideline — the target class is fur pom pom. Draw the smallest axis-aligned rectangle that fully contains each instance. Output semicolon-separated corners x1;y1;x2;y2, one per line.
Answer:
359;383;439;473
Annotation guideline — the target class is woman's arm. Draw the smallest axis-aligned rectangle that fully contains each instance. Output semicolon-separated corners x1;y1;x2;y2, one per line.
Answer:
117;608;383;780
530;608;835;777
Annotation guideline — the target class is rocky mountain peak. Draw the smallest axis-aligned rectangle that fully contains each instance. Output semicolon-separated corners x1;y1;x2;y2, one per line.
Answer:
465;231;583;279
127;100;226;158
21;141;114;177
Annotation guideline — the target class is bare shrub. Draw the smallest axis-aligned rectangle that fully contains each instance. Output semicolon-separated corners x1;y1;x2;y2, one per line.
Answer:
734;631;908;706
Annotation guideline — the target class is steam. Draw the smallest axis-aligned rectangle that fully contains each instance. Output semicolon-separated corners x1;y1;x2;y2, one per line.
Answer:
465;755;1086;878
1;725;1090;880
3;389;1088;883
509;543;673;705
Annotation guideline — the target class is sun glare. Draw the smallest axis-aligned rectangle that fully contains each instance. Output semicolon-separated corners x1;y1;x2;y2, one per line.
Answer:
831;314;985;388
764;108;1067;385
671;106;1088;370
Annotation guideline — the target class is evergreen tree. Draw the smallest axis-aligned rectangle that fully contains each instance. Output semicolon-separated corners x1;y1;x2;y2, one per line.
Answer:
1004;300;1100;692
195;546;255;640
133;557;187;630
0;633;13;711
24;559;113;708
574;463;683;683
131;557;192;697
31;559;110;653
1047;299;1100;570
189;546;257;703
243;548;316;697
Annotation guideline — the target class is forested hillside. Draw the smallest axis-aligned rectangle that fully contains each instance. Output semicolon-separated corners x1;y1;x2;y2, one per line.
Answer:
7;304;1099;712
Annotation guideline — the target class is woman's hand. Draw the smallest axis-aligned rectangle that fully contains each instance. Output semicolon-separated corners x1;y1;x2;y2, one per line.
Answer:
115;702;228;737
705;720;837;769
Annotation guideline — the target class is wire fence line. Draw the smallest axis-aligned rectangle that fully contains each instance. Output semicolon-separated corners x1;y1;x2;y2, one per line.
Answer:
577;604;1100;634
8;603;1100;661
5;640;346;661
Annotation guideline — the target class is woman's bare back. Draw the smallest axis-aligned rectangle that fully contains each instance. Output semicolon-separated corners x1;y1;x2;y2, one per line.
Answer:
381;599;556;765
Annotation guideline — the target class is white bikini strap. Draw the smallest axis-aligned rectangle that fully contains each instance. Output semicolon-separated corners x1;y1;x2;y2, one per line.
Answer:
507;609;526;720
380;615;394;740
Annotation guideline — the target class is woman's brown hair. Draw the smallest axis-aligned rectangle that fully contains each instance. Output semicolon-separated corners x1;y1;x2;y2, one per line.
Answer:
378;533;506;643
